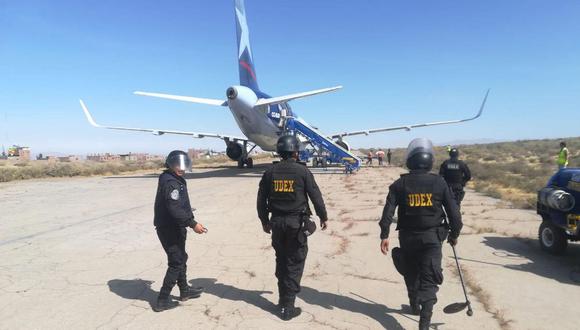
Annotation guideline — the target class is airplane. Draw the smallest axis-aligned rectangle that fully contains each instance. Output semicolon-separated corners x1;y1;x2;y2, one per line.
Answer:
80;0;488;170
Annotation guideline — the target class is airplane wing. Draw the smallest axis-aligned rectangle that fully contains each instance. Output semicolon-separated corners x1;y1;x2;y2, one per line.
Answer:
254;86;342;107
79;100;247;142
135;86;342;109
329;89;489;139
133;91;228;107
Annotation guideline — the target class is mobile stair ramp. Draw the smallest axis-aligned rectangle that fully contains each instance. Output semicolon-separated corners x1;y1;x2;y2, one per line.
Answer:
286;117;361;173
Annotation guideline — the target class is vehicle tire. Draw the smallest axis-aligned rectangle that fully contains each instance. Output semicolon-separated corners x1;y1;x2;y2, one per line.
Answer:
539;221;567;255
246;157;253;168
237;159;245;169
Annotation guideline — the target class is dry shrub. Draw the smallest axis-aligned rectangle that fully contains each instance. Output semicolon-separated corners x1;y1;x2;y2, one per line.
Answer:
0;160;163;183
360;136;580;209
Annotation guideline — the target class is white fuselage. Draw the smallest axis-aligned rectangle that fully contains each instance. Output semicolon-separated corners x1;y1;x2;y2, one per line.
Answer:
226;85;284;151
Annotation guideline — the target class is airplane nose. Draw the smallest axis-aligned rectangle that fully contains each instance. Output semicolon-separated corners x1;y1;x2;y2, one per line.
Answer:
226;87;238;100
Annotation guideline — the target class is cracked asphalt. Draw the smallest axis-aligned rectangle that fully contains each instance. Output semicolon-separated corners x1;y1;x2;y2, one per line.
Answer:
1;165;578;329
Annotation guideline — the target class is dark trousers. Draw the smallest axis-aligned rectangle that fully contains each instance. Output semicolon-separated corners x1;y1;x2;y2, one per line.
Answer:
156;226;188;298
399;230;443;317
271;215;308;307
450;185;465;208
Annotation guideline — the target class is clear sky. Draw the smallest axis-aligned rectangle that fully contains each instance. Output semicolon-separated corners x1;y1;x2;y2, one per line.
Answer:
1;0;579;155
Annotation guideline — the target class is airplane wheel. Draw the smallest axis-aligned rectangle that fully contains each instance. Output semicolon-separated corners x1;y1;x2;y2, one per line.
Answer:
246;157;253;168
237;159;245;169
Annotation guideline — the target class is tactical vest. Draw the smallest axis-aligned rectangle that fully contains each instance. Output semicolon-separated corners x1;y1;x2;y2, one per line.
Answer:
268;161;308;215
443;160;463;185
396;173;445;231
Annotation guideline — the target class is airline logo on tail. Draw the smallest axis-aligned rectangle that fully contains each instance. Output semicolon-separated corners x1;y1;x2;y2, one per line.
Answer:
235;0;259;91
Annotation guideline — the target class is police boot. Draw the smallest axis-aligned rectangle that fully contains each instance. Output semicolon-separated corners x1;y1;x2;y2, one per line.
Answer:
279;298;302;321
280;306;302;321
179;286;203;301
153;296;179;312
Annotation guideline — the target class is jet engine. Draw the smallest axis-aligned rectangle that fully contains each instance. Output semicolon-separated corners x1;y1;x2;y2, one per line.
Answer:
226;142;243;161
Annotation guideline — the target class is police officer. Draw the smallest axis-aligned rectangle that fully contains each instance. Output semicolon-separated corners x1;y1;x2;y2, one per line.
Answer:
439;148;471;208
379;138;462;330
153;150;207;312
257;135;328;321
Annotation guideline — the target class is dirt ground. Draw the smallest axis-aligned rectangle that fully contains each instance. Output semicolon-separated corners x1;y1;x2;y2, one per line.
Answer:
0;165;578;329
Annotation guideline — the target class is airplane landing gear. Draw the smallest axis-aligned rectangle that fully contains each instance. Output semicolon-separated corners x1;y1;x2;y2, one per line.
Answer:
237;157;253;168
237;141;256;169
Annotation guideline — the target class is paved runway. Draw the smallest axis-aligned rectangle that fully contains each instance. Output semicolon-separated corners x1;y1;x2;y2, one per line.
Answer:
1;166;578;329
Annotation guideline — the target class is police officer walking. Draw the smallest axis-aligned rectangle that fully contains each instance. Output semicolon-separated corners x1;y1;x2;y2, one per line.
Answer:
379;138;462;329
257;135;328;321
439;148;471;208
153;150;207;312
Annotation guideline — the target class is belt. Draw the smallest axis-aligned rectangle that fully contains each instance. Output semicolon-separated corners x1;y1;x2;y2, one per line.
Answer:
271;212;303;218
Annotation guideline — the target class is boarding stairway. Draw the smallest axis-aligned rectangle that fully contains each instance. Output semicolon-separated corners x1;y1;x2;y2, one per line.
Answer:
285;117;361;172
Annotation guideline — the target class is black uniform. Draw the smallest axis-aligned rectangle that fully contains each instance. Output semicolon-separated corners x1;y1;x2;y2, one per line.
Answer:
379;170;462;319
439;159;471;207
257;159;328;307
154;170;197;299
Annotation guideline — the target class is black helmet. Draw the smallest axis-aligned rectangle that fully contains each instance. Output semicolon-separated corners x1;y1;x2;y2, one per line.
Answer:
449;148;459;158
165;150;191;171
405;138;434;171
276;135;299;154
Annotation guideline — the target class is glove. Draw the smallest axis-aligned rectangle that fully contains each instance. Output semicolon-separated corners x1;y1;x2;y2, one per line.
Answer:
320;220;328;231
448;236;458;246
262;223;271;234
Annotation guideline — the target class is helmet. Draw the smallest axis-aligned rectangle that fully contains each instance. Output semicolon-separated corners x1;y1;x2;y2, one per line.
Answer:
405;138;434;171
165;150;191;171
449;148;459;158
276;135;299;154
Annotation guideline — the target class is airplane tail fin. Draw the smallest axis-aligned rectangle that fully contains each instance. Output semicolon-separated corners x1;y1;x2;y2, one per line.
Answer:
235;0;259;91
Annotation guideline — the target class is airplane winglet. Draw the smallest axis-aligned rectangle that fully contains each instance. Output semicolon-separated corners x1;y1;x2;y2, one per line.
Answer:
79;99;101;127
472;88;490;120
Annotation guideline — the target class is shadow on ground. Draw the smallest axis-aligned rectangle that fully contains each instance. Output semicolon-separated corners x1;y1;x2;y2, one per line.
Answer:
481;236;580;285
107;278;277;314
105;164;350;180
189;278;277;314
105;165;269;180
300;286;411;329
107;278;445;328
107;279;157;309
